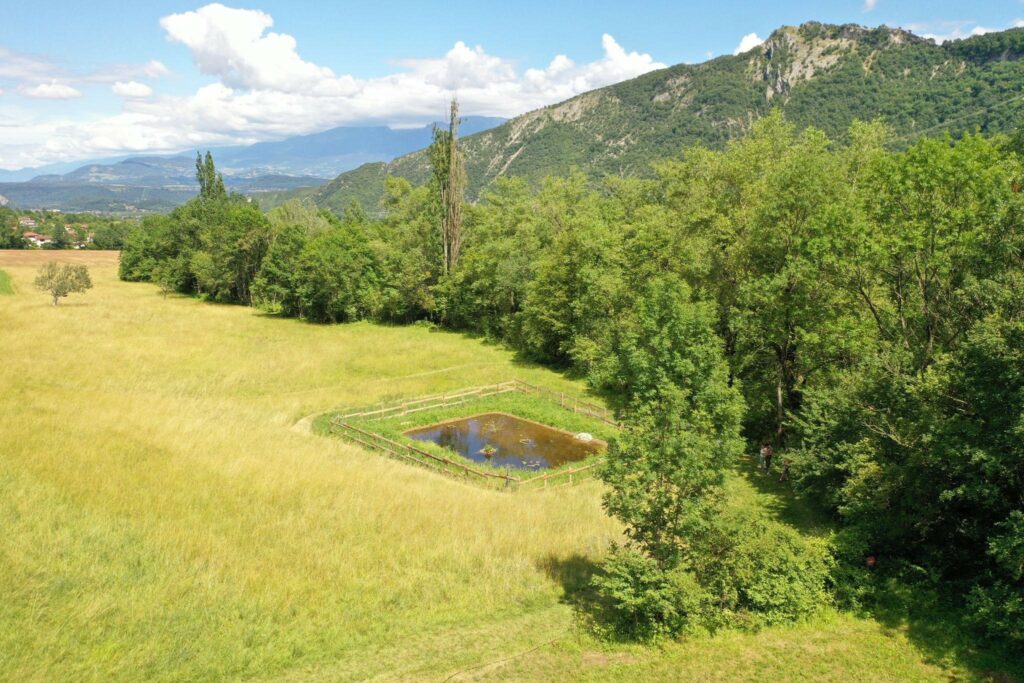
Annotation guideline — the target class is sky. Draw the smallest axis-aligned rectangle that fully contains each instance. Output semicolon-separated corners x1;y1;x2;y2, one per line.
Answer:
0;0;1021;170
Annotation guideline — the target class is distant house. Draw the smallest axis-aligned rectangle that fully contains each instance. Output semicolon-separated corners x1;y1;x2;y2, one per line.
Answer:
18;217;38;229
22;231;52;247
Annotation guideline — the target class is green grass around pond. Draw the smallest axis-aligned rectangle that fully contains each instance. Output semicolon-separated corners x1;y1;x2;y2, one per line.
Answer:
316;390;617;480
0;269;13;294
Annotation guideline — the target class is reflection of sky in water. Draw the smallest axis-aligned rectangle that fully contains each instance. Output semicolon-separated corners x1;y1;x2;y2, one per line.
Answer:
405;413;603;470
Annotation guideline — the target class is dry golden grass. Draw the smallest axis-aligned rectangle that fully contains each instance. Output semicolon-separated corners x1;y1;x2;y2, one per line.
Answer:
0;251;998;681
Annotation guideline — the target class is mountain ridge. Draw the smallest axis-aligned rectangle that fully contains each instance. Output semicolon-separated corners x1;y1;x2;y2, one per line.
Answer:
301;22;1024;214
0;117;506;211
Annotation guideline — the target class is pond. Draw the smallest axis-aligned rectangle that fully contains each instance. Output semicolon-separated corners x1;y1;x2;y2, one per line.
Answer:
404;412;605;471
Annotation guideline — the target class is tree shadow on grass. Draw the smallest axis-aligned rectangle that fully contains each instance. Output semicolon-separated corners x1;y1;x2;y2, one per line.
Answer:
863;580;1024;682
538;553;605;614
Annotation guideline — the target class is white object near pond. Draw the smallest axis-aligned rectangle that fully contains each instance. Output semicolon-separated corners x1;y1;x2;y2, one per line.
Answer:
574;432;594;442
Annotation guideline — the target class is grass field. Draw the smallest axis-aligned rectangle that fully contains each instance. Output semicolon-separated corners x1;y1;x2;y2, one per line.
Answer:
0;250;1018;682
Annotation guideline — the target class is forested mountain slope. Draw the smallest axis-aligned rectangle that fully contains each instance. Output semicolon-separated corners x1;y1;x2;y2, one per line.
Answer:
309;22;1024;213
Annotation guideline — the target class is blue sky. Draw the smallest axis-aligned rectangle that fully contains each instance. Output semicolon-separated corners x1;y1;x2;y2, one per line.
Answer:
0;0;1020;169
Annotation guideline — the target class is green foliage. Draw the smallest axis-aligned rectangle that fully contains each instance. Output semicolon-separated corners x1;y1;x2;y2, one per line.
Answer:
693;512;834;630
291;221;381;323
517;170;623;366
590;546;711;641
601;387;738;566
595;381;829;639
33;261;92;305
196;151;227;200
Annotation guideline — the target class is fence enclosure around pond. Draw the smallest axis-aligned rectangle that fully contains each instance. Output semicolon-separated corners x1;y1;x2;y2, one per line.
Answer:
328;379;616;492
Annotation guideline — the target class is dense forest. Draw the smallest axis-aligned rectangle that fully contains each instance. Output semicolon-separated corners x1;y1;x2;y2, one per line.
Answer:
120;117;1023;645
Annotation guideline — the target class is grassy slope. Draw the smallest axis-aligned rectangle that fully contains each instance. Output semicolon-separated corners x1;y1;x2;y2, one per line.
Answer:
0;250;1014;682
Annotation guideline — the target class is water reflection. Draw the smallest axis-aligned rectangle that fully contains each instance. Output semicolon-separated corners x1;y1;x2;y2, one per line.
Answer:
404;413;604;470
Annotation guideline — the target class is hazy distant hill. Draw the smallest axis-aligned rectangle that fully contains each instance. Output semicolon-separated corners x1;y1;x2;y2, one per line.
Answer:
0;117;505;212
305;23;1024;214
210;116;506;178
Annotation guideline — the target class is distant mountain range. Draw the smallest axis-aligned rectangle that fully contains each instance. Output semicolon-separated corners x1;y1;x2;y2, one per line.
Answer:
290;23;1024;215
0;117;505;212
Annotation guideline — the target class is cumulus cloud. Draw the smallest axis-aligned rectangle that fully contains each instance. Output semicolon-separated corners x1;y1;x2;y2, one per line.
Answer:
733;33;764;55
1;3;666;168
908;20;1004;44
863;0;878;12
112;81;154;98
20;81;82;99
160;4;337;93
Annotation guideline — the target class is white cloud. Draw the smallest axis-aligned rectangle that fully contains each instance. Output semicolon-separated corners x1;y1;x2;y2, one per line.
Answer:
0;4;666;169
863;0;878;12
86;60;171;84
733;33;764;55
160;3;336;93
20;81;82;99
112;81;154;98
0;47;60;81
907;19;1008;43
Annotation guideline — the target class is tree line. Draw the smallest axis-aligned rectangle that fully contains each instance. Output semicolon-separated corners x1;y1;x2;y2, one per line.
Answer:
120;111;1023;645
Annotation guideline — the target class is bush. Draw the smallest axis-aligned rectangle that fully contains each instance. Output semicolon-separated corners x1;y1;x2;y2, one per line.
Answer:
967;582;1024;645
696;513;834;629
592;514;833;639
590;546;712;641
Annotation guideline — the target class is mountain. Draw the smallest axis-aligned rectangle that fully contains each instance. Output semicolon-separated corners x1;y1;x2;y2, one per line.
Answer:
0;157;323;213
306;23;1024;214
0;117;505;212
209;116;506;178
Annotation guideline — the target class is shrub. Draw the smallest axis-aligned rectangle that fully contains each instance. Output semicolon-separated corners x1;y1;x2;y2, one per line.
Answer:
590;545;712;641
696;513;834;629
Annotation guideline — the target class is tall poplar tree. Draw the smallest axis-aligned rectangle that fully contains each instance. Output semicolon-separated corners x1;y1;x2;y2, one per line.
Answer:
429;98;467;274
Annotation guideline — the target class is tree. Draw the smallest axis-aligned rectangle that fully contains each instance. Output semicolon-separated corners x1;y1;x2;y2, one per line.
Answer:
429;98;467;275
195;151;226;200
34;262;92;305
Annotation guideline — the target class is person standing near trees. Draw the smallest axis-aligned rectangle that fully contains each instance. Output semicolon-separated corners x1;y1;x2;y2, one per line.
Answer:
759;443;769;473
779;458;791;483
763;443;773;474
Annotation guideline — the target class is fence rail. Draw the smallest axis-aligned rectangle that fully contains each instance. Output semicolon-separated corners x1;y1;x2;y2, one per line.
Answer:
327;379;616;492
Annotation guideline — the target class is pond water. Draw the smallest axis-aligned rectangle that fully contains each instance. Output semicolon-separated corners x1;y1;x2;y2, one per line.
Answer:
404;412;604;471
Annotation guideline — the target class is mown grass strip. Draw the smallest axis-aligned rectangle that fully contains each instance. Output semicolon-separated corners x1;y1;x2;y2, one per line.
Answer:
0;269;14;294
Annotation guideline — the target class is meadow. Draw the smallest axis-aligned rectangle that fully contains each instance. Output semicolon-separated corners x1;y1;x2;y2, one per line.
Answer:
0;250;1016;681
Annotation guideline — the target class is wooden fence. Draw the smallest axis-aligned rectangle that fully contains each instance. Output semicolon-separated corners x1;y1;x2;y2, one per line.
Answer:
336;379;617;427
328;379;616;492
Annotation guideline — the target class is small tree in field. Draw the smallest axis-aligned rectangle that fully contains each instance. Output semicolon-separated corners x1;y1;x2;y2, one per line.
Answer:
34;261;92;305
